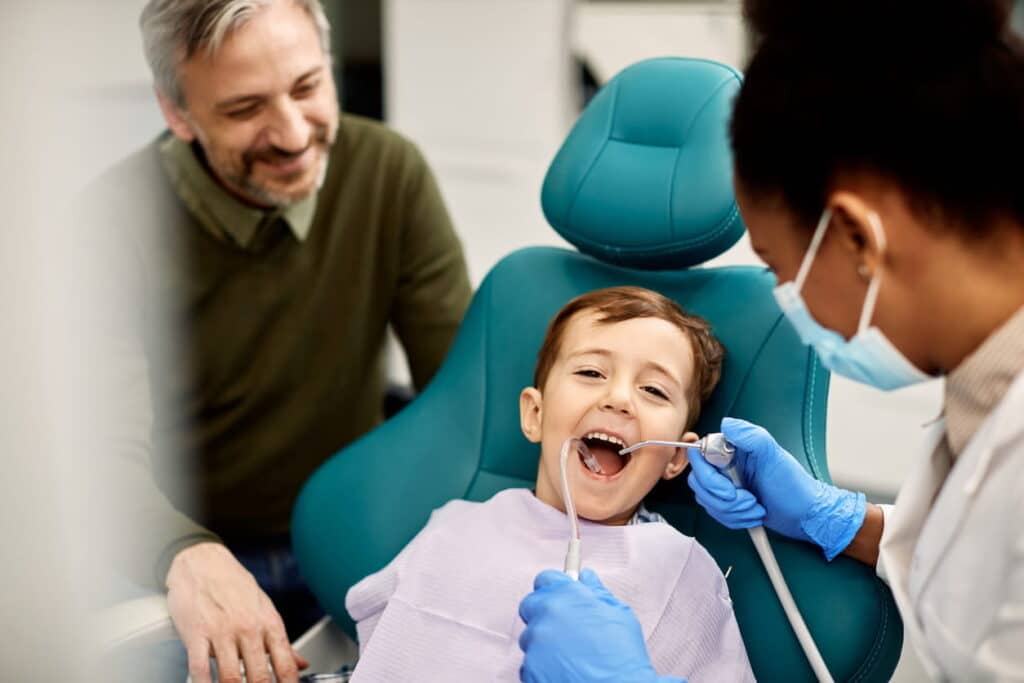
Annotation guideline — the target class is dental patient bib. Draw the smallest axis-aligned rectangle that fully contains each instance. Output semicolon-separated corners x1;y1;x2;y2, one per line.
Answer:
345;489;753;682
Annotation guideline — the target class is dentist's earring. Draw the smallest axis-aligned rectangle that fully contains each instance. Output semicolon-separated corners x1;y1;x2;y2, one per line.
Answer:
857;263;870;281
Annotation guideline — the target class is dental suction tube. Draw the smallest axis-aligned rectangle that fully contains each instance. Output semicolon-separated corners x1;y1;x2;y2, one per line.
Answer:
559;438;583;580
622;434;835;683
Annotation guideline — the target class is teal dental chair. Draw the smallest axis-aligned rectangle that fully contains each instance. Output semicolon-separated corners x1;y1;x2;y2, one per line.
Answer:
293;57;903;682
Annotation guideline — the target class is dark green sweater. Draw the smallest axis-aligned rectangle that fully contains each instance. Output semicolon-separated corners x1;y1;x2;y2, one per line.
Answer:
82;115;471;587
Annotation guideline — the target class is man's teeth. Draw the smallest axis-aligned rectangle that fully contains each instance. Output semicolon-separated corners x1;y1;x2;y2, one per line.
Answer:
582;432;627;449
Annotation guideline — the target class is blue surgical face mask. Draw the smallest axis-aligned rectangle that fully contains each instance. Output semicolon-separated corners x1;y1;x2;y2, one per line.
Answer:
772;208;931;391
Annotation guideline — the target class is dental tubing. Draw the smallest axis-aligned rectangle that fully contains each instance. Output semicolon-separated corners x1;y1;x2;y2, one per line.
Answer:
559;437;583;580
626;434;835;683
722;467;834;683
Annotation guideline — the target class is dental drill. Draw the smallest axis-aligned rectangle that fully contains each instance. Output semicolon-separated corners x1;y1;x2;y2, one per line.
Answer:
620;434;835;683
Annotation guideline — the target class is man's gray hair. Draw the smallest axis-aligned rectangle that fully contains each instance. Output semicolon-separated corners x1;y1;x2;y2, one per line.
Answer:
140;0;331;107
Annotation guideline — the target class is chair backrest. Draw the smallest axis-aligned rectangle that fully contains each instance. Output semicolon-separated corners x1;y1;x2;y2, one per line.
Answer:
293;58;902;682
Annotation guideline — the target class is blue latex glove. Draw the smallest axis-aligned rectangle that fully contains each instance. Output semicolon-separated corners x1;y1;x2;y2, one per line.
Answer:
687;417;867;561
518;568;685;683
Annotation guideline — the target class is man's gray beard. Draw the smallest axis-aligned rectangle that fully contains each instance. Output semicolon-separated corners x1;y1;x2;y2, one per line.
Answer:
228;151;329;208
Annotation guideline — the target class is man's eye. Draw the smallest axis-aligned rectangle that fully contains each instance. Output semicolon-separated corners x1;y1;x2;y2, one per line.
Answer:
642;385;669;400
293;81;320;99
226;106;260;120
574;369;603;379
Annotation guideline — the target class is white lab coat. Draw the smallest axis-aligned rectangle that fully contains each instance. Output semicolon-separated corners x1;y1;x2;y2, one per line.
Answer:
877;369;1024;681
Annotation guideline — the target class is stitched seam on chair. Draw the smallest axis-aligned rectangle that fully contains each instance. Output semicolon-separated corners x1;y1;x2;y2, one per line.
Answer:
563;202;740;256
606;138;681;148
667;144;682;240
849;580;891;683
462;277;493;499
804;353;824;481
679;75;736;145
564;82;619;228
604;72;736;148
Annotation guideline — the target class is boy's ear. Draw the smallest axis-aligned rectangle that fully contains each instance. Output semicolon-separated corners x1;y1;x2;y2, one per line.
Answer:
663;431;697;480
519;387;543;443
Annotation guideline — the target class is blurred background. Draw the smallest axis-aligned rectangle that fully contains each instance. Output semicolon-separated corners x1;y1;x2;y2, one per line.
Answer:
6;0;1024;679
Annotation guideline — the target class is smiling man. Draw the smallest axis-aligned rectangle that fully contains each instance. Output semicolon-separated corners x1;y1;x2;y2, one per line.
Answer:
83;2;471;682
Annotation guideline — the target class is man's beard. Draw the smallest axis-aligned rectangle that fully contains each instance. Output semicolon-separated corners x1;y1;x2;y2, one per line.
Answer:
213;123;334;208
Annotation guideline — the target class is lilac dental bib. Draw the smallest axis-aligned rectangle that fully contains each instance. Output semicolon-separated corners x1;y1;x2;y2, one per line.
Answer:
346;489;753;682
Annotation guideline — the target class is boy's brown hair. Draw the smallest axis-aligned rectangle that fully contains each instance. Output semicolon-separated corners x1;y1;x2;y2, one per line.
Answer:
533;286;725;430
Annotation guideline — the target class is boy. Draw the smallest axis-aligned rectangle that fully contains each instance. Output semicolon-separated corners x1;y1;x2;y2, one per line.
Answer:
345;287;754;681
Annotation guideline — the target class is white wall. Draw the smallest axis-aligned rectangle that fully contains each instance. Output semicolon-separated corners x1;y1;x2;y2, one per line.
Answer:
385;0;579;286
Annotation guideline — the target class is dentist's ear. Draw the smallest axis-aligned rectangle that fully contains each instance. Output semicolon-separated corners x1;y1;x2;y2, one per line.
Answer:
826;190;887;277
519;387;544;443
663;431;697;480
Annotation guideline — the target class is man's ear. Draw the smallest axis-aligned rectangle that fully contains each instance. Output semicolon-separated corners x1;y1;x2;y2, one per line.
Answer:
155;88;197;143
519;387;543;443
826;190;886;278
663;431;697;480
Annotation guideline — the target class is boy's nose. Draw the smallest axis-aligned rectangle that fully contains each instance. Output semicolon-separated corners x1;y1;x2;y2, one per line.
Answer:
600;383;634;416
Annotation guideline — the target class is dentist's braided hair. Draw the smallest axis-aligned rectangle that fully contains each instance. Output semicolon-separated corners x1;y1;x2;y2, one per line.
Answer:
730;0;1024;234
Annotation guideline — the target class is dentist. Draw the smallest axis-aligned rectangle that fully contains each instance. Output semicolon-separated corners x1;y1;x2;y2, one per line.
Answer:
517;0;1024;680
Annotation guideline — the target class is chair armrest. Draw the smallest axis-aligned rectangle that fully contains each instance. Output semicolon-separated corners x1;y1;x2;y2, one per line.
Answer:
93;594;177;652
293;616;358;674
94;600;358;678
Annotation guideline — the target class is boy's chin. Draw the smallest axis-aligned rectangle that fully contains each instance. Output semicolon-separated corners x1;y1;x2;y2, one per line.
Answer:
575;500;638;526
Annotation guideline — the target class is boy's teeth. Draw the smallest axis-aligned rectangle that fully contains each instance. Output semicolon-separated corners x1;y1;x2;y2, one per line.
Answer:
584;431;626;448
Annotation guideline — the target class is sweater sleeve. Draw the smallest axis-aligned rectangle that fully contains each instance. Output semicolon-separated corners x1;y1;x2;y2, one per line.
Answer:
388;142;472;391
77;162;220;591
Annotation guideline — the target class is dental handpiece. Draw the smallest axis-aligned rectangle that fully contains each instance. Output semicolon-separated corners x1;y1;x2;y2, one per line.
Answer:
621;434;835;683
618;432;735;466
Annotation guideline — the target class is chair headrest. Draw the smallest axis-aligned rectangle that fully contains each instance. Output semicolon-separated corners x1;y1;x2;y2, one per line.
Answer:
542;58;745;270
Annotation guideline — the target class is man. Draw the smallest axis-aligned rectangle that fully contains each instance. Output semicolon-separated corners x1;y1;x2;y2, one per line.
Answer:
82;1;471;681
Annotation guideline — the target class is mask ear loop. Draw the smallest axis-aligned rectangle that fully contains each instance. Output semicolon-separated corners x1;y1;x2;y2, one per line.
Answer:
793;208;833;293
856;212;888;334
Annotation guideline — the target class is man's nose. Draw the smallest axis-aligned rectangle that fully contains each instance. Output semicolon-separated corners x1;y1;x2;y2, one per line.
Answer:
266;99;312;152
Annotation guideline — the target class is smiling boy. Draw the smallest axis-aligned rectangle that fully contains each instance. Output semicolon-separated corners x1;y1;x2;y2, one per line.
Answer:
345;287;753;682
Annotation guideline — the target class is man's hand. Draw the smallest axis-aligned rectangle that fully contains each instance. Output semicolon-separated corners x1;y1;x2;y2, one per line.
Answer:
166;542;309;683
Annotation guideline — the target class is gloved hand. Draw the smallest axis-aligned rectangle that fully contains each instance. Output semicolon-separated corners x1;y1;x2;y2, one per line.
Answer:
687;417;866;561
518;569;685;683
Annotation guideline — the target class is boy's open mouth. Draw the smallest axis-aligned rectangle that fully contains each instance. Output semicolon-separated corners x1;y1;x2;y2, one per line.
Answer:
579;431;632;477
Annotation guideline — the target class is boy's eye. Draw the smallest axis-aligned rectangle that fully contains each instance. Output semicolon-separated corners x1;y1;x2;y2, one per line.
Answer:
574;369;604;379
641;385;669;400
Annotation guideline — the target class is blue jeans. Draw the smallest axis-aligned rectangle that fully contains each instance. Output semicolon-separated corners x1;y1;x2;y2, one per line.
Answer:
109;537;324;682
228;535;325;641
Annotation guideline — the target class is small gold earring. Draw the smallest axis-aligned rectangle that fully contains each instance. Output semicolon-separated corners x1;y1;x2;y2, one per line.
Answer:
857;264;870;280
